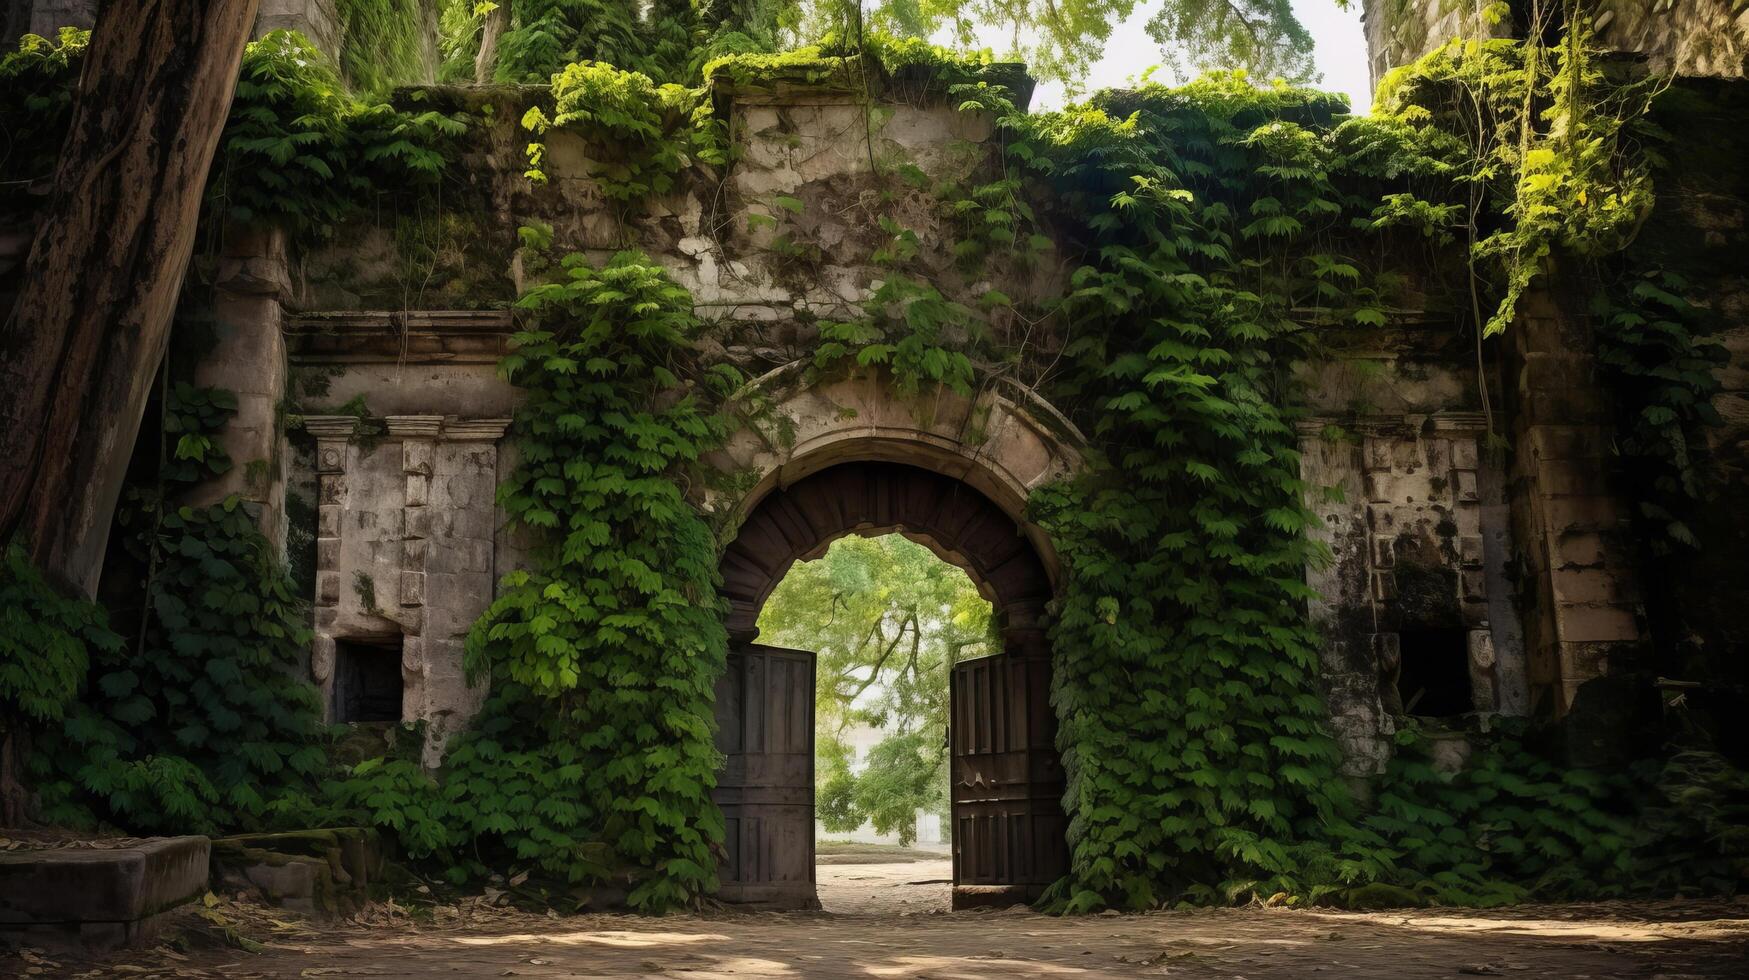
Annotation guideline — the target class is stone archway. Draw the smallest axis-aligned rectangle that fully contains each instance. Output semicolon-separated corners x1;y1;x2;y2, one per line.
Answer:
701;363;1086;589
711;460;1069;910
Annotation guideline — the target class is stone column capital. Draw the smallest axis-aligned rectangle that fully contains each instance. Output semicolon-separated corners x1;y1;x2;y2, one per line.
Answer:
303;415;362;439
386;415;446;439
444;418;512;442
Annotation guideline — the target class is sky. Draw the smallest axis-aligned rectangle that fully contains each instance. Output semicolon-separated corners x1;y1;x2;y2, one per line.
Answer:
1020;1;1373;114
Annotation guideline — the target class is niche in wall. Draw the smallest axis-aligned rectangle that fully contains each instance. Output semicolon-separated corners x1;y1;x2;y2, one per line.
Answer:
1396;628;1473;718
333;636;404;723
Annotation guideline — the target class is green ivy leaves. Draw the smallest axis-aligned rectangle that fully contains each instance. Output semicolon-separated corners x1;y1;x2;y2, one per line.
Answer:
212;29;468;240
28;384;324;834
461;248;738;910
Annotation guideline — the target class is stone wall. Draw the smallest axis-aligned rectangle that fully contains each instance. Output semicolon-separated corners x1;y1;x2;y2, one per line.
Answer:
271;72;1553;765
1296;323;1532;776
1360;0;1749;95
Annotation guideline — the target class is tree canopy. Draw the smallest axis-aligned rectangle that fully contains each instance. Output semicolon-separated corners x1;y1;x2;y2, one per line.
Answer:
436;0;1327;87
758;533;994;845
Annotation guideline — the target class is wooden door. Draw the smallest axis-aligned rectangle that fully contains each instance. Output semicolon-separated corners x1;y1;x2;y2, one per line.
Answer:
711;643;818;909
949;651;1067;908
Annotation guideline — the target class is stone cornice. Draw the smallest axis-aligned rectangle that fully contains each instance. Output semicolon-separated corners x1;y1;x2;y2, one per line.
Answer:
302;415;363;440
445;418;512;441
285;310;514;365
1296;411;1494;438
385;415;446;439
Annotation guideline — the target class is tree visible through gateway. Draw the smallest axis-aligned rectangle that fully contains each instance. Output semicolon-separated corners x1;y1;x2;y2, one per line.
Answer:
760;533;992;911
712;461;1068;910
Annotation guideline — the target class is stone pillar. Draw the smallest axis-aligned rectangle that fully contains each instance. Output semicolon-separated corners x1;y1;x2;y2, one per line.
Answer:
191;225;291;549
1297;419;1388;779
386;415;443;723
417;417;508;765
254;0;341;57
1510;290;1647;715
304;414;359;715
19;0;97;35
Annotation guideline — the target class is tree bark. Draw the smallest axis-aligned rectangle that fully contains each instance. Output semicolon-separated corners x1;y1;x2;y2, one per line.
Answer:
0;0;261;596
474;0;510;84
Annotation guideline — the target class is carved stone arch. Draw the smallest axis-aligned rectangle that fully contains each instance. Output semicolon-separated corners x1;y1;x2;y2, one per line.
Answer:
707;365;1081;910
718;461;1056;639
700;361;1087;606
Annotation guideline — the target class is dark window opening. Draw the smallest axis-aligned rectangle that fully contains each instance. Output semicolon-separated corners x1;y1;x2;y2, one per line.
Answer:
334;637;404;723
1397;629;1472;717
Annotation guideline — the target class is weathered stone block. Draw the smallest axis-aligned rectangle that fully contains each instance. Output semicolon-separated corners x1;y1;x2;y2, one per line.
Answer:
317;570;340;605
404;506;431;540
1459;535;1485;567
0;837;210;953
400;570;425;606
1454;470;1479;502
1460;568;1487;600
402;439;434;476
1363;438;1394;472
1369;534;1396;568
402;537;428;571
405;473;429;508
210;828;382;917
1370;570;1396;601
1469;628;1496;669
317;503;342;538
1555;530;1608;568
1364;471;1392;503
1526;424;1608;462
1554;602;1641;643
1551;567;1632;606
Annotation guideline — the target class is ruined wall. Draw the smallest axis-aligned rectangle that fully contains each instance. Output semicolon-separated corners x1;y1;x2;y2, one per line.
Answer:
1361;0;1749;95
1298;323;1532;776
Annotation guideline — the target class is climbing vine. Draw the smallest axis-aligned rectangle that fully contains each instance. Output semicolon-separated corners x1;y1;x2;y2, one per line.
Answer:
209;29;468;240
444;245;741;908
27;383;328;834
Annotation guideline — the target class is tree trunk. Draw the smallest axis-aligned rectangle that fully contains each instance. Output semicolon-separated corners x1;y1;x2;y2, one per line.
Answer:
474;0;510;83
0;0;261;597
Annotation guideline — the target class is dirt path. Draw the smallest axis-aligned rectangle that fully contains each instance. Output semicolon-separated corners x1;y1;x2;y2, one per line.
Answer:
816;857;951;914
21;870;1749;979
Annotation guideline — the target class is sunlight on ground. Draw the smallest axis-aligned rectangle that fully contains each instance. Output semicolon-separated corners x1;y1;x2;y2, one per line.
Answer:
454;930;733;947
1350;912;1749;943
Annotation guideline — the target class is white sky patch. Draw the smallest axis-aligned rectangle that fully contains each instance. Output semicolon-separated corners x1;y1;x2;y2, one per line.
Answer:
958;1;1373;115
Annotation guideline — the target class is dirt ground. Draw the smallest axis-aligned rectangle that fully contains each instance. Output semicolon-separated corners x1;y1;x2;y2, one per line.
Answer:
15;862;1749;979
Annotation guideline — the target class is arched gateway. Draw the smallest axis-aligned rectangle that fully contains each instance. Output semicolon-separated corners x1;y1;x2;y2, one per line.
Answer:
703;368;1084;909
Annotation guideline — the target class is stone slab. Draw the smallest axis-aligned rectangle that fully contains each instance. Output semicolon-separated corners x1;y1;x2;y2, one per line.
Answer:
0;836;210;952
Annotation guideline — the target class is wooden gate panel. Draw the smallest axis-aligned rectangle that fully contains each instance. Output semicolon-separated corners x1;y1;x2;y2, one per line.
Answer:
711;643;818;908
950;650;1067;907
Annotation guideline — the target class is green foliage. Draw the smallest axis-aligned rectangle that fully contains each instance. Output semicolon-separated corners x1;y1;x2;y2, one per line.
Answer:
1373;20;1661;338
0;28;88;209
1009;75;1364;910
760;534;992;845
454;248;741;909
336;0;431;95
1145;1;1318;85
211;29;468;240
31;383;326;833
1591;268;1728;550
520;60;722;208
0;547;120;727
494;0;710;84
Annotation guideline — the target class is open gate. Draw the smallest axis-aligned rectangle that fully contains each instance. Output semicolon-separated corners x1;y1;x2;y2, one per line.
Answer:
711;640;1066;910
710;642;818;908
949;650;1068;908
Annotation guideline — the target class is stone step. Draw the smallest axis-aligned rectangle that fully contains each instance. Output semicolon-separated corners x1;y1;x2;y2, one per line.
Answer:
0;835;210;953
